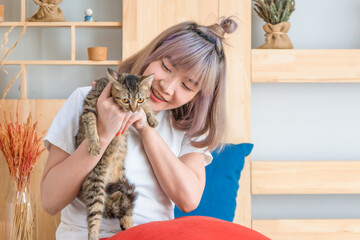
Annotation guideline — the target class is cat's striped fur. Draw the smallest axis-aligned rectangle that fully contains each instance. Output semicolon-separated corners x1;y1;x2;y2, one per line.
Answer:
75;68;158;240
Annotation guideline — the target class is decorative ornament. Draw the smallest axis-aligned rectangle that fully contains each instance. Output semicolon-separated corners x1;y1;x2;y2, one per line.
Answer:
28;0;66;22
253;0;295;49
0;106;45;240
84;8;94;22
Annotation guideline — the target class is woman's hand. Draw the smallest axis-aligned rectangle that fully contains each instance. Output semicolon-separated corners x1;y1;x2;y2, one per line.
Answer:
93;81;150;139
122;109;150;135
95;82;132;142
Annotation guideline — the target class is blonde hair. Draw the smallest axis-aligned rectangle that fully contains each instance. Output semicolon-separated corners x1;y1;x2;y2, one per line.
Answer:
118;17;237;151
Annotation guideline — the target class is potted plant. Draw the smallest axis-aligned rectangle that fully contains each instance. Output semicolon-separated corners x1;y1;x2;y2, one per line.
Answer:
253;0;295;49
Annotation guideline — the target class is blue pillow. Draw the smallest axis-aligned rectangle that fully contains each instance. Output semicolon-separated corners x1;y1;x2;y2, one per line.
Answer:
174;143;254;222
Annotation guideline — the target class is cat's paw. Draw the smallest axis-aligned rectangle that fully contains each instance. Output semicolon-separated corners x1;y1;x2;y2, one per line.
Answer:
147;116;158;128
88;141;101;156
120;216;133;230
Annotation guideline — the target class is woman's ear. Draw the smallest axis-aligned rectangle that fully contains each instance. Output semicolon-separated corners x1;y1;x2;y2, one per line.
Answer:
141;74;155;88
106;68;118;83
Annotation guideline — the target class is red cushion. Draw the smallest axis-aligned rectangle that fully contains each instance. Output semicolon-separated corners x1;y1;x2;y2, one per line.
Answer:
100;216;270;240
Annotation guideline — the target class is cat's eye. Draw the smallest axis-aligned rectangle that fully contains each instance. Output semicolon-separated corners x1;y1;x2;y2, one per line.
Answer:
122;98;129;103
138;98;144;103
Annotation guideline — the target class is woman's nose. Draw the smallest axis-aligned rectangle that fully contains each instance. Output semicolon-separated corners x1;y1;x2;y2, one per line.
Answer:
160;77;177;96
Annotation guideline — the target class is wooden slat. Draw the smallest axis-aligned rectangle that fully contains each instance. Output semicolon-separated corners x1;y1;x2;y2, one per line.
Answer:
0;99;65;240
71;26;76;61
20;64;26;99
21;0;26;22
122;0;159;59
252;161;360;194
2;60;121;65
0;22;122;27
219;0;252;228
252;49;360;83
253;219;360;240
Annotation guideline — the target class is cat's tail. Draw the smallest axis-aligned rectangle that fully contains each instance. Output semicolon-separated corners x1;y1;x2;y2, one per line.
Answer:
103;179;137;220
105;179;137;201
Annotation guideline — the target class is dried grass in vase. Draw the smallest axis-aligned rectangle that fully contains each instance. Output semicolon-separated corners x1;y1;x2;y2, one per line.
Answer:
0;105;46;240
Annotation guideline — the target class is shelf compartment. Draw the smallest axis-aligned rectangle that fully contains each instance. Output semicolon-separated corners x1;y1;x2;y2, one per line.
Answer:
252;49;360;83
0;22;122;27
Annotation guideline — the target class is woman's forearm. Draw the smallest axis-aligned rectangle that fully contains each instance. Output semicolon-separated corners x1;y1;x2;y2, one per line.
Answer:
139;127;205;213
41;138;111;215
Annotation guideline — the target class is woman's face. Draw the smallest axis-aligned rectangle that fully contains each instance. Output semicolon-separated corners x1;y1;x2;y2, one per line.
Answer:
143;58;200;113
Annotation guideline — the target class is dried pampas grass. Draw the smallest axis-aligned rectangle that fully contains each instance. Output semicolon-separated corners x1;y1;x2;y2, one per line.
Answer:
0;22;28;108
0;104;45;240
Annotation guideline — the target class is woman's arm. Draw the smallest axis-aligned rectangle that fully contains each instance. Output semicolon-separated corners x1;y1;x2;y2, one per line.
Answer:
40;137;111;215
41;82;131;215
139;126;206;213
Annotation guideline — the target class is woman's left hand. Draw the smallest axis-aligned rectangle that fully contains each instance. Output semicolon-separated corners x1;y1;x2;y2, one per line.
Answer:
119;109;150;135
91;81;150;136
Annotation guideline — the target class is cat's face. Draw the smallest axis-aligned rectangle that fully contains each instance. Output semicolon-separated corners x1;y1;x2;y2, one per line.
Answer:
106;69;154;113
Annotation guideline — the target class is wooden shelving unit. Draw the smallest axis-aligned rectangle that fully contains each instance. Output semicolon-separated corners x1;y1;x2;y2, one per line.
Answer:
3;60;122;65
0;22;122;27
252;49;360;83
1;0;122;99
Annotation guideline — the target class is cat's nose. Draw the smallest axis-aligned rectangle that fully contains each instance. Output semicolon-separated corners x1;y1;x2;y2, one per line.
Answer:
130;105;136;112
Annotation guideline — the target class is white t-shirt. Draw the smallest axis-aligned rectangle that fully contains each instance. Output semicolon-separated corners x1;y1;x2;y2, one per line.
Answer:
43;86;212;240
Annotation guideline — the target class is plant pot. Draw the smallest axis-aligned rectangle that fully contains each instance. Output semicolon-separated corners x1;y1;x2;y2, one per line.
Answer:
258;22;293;49
0;5;4;22
88;47;108;61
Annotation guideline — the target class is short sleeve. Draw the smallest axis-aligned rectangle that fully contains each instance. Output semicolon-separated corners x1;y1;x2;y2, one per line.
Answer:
43;87;90;154
179;134;213;166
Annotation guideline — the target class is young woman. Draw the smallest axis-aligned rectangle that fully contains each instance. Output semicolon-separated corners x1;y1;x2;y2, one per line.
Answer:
41;17;237;239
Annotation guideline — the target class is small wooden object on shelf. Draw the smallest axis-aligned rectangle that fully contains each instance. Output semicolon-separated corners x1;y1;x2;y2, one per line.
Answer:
88;47;108;61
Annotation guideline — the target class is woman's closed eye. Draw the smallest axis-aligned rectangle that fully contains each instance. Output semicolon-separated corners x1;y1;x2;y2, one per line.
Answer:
161;60;172;73
182;82;194;92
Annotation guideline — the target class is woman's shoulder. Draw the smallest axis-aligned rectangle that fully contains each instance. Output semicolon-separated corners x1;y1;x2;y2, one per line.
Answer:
72;86;92;99
64;86;92;106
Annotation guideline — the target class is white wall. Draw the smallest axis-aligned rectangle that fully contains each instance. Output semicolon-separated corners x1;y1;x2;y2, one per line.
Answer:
1;0;359;220
251;0;360;219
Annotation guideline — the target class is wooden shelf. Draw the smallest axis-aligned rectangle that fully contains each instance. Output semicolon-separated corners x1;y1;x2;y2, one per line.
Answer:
0;22;122;27
252;49;360;83
2;60;121;65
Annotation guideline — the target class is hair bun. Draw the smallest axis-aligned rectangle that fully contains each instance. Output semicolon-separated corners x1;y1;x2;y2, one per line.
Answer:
220;16;238;35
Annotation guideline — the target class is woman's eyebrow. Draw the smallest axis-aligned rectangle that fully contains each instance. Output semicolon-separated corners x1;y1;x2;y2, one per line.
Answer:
167;57;198;87
188;78;199;86
166;58;176;68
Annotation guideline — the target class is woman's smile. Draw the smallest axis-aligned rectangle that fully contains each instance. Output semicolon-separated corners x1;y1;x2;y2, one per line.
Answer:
150;86;168;103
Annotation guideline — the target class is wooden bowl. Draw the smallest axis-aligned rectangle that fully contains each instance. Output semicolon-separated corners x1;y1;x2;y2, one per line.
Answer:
87;47;108;61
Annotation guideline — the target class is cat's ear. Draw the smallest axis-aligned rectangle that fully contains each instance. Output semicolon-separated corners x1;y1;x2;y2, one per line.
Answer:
106;68;118;83
141;74;155;88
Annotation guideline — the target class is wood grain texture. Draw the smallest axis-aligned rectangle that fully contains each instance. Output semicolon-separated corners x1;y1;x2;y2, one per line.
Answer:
0;100;64;240
2;60;121;65
219;0;252;228
0;22;122;27
252;49;360;83
253;219;360;240
21;64;27;99
21;0;26;22
71;26;76;61
123;0;252;228
252;161;360;194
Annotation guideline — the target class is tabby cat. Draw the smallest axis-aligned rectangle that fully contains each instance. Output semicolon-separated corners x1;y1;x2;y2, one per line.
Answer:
75;68;158;240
